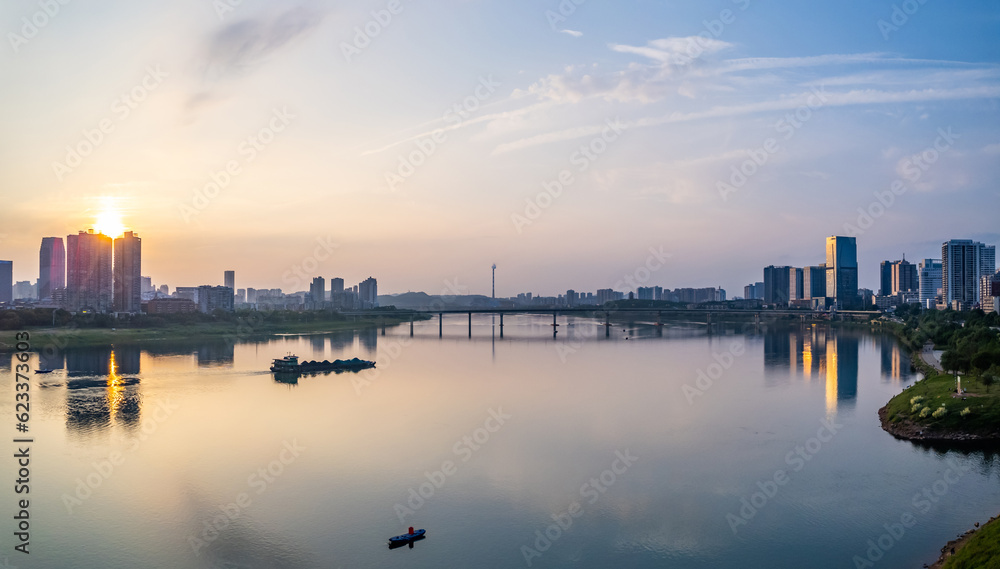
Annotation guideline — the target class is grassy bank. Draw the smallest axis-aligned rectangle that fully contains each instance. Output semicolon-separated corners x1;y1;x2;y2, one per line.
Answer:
933;514;1000;568
878;307;1000;441
880;366;1000;441
0;312;424;350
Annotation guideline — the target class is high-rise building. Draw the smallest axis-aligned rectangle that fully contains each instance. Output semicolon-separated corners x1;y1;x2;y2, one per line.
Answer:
789;268;804;301
826;236;858;309
224;270;235;291
39;237;66;301
804;265;827;299
66;230;113;312
743;282;765;300
309;277;326;308
981;272;1000;313
0;260;12;304
358;277;378;309
197;285;234;313
890;258;918;295
879;261;893;297
13;281;34;300
918;259;942;309
763;266;791;305
113;231;141;313
175;287;199;303
942;240;996;309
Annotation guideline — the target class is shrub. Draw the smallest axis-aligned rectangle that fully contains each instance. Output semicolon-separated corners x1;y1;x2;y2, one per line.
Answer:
932;407;947;419
919;407;932;418
960;407;971;417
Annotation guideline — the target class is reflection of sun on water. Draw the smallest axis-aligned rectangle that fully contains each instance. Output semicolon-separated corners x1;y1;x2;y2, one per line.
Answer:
107;350;123;417
825;341;838;416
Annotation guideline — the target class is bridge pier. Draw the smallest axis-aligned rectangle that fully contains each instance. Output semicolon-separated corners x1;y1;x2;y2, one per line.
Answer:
605;312;611;337
381;321;386;336
439;313;443;338
499;313;504;338
410;318;414;337
469;312;473;338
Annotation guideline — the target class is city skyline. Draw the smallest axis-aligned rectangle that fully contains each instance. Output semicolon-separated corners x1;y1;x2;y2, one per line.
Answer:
3;228;996;306
1;2;998;297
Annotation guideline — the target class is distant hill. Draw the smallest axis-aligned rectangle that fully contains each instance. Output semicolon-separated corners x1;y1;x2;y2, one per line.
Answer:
378;292;499;310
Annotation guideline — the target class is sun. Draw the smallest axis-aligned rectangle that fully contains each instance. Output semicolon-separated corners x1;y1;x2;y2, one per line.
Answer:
93;208;125;238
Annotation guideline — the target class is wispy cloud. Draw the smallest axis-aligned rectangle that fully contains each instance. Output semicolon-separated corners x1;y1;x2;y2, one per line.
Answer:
187;5;327;111
560;29;583;38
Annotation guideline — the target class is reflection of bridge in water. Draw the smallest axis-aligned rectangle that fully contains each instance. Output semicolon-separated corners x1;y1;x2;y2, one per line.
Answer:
343;308;879;339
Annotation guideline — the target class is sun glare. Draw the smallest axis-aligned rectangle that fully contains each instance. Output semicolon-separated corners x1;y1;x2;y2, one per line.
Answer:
93;208;125;238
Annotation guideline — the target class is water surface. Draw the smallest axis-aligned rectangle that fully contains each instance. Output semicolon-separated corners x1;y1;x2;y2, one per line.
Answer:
5;316;999;568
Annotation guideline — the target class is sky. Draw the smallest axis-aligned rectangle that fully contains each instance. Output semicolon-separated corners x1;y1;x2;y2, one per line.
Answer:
1;0;998;298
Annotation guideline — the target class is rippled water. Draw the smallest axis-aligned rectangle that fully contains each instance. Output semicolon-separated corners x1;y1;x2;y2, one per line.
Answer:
4;316;999;568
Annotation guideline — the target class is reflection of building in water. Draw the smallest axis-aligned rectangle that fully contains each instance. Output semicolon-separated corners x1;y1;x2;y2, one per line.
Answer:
66;349;142;434
764;332;792;369
67;347;113;374
310;335;327;356
38;347;66;371
197;341;235;366
115;345;142;375
831;334;858;410
879;335;910;382
764;327;858;411
328;330;355;352
358;327;377;354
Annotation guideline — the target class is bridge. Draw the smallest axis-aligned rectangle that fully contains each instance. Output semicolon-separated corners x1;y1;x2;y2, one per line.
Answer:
340;307;881;339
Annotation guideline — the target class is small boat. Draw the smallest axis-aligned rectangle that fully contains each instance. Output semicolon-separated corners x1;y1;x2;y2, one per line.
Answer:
270;354;375;374
35;369;53;374
388;527;426;546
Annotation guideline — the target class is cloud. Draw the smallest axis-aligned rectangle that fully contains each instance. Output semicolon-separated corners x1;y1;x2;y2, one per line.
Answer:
515;37;737;104
187;5;326;110
560;29;583;38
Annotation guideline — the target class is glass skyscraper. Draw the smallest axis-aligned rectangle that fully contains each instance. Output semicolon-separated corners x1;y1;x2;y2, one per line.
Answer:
826;236;858;309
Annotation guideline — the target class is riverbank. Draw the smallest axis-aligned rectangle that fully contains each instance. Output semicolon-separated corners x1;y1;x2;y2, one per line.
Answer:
878;350;1000;442
0;313;422;350
927;514;1000;568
